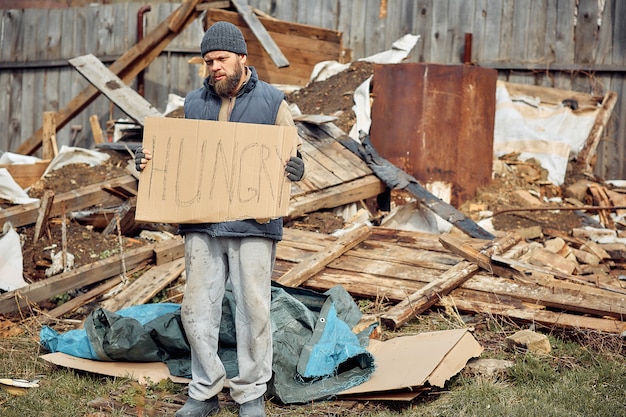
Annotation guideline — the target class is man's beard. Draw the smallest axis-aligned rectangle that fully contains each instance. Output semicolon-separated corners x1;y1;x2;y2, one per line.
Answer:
213;64;243;97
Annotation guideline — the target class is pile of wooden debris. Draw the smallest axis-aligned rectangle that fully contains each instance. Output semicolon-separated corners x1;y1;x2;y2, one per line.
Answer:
1;1;625;338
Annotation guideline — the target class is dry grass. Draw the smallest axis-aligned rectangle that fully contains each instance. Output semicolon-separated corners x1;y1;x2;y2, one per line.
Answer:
1;305;625;416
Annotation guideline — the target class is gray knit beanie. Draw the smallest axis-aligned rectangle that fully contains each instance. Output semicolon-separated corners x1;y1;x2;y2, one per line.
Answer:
201;21;248;56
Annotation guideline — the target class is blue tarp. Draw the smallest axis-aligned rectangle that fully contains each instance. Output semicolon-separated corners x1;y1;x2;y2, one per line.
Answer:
40;283;376;404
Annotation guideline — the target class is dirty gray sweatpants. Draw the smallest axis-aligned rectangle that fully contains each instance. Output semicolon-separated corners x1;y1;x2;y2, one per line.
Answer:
181;232;274;404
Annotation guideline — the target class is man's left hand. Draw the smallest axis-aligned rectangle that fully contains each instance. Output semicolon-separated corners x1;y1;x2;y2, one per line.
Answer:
285;155;305;181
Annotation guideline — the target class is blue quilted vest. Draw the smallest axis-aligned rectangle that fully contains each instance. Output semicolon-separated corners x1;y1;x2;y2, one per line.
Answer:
179;67;286;240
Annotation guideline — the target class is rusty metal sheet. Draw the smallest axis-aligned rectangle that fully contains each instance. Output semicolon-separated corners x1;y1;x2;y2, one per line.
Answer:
370;63;497;206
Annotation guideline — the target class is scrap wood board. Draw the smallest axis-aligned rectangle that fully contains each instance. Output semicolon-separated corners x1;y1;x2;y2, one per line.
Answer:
286;121;386;219
274;227;626;334
204;8;351;86
0;175;137;230
69;54;163;125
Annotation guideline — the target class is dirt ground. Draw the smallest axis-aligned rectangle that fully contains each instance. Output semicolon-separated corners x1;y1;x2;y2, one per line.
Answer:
11;60;587;308
287;60;374;134
19;151;136;288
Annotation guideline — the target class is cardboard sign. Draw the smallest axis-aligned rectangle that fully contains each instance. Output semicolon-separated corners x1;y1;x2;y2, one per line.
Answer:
135;117;298;224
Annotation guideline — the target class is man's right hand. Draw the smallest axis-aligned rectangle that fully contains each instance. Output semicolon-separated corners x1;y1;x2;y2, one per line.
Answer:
134;147;152;171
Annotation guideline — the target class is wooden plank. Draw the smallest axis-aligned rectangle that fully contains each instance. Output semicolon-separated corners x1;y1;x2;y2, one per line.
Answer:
292;115;337;125
300;270;626;334
380;260;479;329
491;254;626;295
328;254;442;283
288;175;385;219
0;241;161;315
465;271;626;318
100;258;185;312
45;277;122;319
349;241;460;270
574;0;598;65
33;190;55;242
447;288;626;334
231;8;344;43
299;140;353;184
300;124;371;178
576;91;619;171
283;226;461;265
366;227;450;253
42;112;59;160
439;233;518;270
525;0;548;63
69;54;163;125
278;229;461;272
475;0;502;63
275;223;371;287
44;8;62;133
380;232;522;329
0;160;50;189
231;0;289;68
0;175;136;230
89;114;105;145
205;8;349;86
448;0;475;62
335;0;353;56
16;0;203;156
303;266;626;320
552;0;576;90
502;81;603;108
153;237;185;265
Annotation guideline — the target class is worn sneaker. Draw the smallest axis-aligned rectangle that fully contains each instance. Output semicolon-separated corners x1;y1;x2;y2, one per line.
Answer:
239;396;265;417
175;396;220;417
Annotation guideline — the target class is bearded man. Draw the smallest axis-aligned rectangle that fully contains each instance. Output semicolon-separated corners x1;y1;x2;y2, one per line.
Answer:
135;21;304;417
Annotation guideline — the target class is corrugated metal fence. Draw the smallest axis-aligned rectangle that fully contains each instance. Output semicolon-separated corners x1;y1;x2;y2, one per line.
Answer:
1;0;624;179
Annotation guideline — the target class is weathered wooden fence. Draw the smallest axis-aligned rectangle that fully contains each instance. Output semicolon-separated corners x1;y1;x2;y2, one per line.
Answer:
1;0;624;179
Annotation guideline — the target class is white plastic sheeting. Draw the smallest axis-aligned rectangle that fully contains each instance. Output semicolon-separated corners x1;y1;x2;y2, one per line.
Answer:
493;81;598;185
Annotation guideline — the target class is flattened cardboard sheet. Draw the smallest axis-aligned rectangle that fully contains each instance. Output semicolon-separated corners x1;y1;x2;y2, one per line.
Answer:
339;328;483;399
40;352;190;385
135;117;298;224
41;329;482;398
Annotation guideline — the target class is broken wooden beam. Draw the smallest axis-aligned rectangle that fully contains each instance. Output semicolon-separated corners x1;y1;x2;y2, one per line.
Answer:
0;241;164;315
69;54;163;125
100;257;185;313
379;233;521;329
448;288;626;334
90;115;105;145
276;223;371;287
42;112;59;160
44;277;123;320
101;199;134;236
0;175;137;230
153;237;185;265
287;175;385;219
576;91;618;172
230;0;289;68
380;260;479;330
439;232;524;279
33;190;55;242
